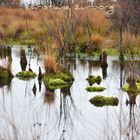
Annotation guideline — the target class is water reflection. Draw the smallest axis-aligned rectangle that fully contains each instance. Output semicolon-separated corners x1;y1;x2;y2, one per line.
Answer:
100;51;108;79
124;91;140;140
0;78;12;88
43;88;55;105
57;85;79;140
32;82;37;97
20;48;27;71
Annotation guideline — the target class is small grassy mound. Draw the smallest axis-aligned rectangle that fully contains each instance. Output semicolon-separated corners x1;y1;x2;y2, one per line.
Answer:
54;71;74;82
47;78;68;89
87;75;102;85
16;71;36;80
89;96;119;107
86;86;105;92
43;71;74;89
122;83;140;94
0;66;13;78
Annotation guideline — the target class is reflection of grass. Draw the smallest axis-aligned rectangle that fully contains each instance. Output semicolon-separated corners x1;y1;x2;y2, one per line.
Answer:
43;88;55;104
122;83;140;94
89;96;119;107
86;86;105;92
16;71;36;80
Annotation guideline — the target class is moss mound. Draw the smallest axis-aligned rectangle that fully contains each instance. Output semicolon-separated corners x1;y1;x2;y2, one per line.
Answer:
89;96;119;107
43;71;74;89
87;75;102;85
54;71;74;82
86;86;105;92
47;78;68;89
122;83;140;94
0;78;12;87
0;66;13;78
16;71;36;80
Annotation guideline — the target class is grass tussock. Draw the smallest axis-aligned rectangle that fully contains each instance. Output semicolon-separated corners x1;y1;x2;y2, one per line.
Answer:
16;71;36;80
43;71;74;89
122;83;140;94
87;75;102;85
86;86;106;92
44;51;57;74
89;96;119;107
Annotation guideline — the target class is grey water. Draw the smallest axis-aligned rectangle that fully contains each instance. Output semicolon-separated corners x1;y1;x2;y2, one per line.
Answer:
0;46;140;140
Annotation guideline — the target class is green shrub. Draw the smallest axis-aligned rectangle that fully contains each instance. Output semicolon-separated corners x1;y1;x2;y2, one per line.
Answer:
89;96;119;107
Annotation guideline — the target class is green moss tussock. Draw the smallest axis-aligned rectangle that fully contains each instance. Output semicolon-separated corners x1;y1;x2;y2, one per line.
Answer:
47;78;68;89
86;86;105;92
16;71;36;80
89;96;119;107
43;71;74;89
54;71;74;82
87;75;102;85
122;83;140;94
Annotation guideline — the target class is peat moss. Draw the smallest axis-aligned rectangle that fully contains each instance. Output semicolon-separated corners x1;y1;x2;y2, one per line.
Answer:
47;78;69;89
122;83;140;94
54;71;74;82
16;71;36;80
89;96;119;107
43;71;74;89
87;75;102;85
86;86;105;92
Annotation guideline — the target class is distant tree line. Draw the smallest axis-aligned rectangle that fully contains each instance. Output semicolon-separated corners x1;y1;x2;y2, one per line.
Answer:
0;0;20;7
111;0;140;36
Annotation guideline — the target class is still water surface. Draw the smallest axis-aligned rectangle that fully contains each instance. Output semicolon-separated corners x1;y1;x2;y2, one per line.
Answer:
0;47;140;140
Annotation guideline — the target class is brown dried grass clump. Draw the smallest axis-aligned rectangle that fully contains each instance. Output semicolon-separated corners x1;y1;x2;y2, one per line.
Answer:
91;34;103;47
44;52;57;74
0;26;5;39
